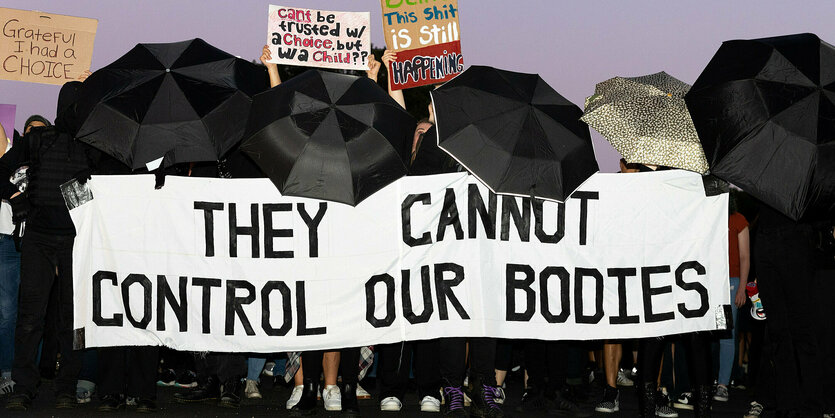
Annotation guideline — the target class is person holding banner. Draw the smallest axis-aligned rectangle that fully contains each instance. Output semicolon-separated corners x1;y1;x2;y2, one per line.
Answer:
0;120;19;397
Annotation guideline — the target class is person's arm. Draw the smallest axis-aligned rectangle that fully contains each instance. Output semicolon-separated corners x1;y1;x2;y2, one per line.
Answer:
0;135;27;200
381;50;406;109
366;53;381;82
735;226;750;307
261;45;281;88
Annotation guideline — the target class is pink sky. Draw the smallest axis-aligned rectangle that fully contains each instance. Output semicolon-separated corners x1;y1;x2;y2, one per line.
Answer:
2;0;835;171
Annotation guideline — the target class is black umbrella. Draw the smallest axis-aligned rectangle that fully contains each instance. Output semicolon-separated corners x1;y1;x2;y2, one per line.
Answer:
431;65;598;202
72;38;268;170
685;33;835;220
241;70;414;206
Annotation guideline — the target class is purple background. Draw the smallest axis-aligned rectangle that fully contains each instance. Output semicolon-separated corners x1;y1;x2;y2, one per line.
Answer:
2;0;834;171
0;104;15;142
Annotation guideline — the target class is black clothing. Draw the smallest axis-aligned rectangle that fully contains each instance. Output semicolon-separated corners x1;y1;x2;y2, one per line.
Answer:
409;126;460;176
439;337;496;386
377;340;441;400
98;346;159;399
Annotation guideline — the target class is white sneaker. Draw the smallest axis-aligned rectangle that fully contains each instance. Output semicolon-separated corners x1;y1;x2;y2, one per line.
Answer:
744;401;764;418
420;395;441;412
323;384;342;411
380;396;403;411
616;369;634;387
494;387;506;405
262;361;276;377
0;376;14;395
286;384;303;410
244;379;262;399
713;384;729;402
356;383;371;400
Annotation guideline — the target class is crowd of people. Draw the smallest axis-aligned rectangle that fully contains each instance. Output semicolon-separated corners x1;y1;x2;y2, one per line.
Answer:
0;44;833;418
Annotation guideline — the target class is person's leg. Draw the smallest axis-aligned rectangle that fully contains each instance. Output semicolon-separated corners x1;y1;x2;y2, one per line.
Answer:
717;277;740;390
323;351;340;386
0;234;20;380
97;347;127;396
247;357;267;382
295;351;324;412
339;347;361;414
125;346;158;400
494;339;513;387
683;333;712;417
54;234;81;397
38;279;60;379
414;338;441;400
438;337;467;414
603;342;622;388
377;342;409;401
637;337;665;417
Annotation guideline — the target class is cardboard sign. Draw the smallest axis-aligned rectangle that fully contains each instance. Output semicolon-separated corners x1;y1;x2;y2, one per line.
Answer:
380;0;462;90
267;5;371;71
0;104;15;140
0;8;97;85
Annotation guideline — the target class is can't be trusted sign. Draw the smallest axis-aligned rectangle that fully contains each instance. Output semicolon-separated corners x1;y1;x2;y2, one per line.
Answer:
0;7;97;85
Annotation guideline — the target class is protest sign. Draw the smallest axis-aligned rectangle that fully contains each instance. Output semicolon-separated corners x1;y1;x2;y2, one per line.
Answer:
267;5;370;71
380;0;462;90
70;171;729;352
0;7;97;85
0;104;15;139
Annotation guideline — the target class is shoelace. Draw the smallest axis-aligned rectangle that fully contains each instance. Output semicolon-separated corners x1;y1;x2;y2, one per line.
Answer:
444;386;464;410
482;385;499;409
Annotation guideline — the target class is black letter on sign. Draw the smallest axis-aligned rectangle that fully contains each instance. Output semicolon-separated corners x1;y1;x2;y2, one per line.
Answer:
229;203;260;258
194;201;223;257
261;281;292;336
298;202;327;257
642;265;675;323
296;282;327;335
402;266;433;324
607;268;639;324
500;196;531;242
156;275;188;332
506;264;535;321
93;270;123;326
570;191;599;245
226;280;256;336
468;184;496;239
540;266;570;323
402;193;432;247
263;203;293;258
434;263;470;320
192;277;221;334
437;188;464;241
122;274;152;329
533;200;565;244
366;274;396;328
574;268;604;324
675;261;709;318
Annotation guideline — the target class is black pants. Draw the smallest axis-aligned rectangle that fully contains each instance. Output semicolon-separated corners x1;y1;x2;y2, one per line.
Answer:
755;225;823;416
302;347;360;385
524;340;570;391
637;333;711;389
438;337;496;386
194;352;246;383
494;339;514;372
97;346;158;399
377;340;441;399
12;231;80;396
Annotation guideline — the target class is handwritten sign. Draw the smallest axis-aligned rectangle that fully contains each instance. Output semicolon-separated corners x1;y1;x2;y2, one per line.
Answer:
380;0;462;90
267;5;370;71
0;8;97;85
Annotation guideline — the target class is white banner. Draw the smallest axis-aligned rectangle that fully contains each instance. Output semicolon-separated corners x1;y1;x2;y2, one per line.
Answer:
70;171;729;352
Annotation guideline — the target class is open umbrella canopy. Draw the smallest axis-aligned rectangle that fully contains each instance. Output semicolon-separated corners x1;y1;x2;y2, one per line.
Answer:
241;70;414;206
581;72;709;174
72;38;269;170
685;33;835;220
431;65;598;202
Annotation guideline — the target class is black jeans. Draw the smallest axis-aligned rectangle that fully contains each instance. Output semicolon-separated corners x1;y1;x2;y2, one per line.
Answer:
194;352;246;383
12;230;80;396
377;339;441;399
755;225;823;416
98;346;159;399
438;337;496;386
637;332;711;389
524;340;571;392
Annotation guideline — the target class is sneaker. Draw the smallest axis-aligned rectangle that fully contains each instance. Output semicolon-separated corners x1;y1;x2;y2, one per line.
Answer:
244;379;262;399
743;401;764;418
156;368;177;386
175;370;198;388
286;384;303;409
595;386;619;413
219;379;243;408
262;361;276;377
126;396;138;406
5;392;32;411
76;379;95;404
98;394;126;411
0;376;15;395
380;396;403;411
672;392;694;410
656;404;679;418
713;384;729;402
420;395;441;412
494;387;506;405
471;384;504;417
356;383;371;400
616;369;634;387
442;386;467;416
322;384;341;411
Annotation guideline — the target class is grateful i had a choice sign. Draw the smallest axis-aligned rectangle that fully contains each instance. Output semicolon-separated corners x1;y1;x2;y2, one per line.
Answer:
1;7;97;85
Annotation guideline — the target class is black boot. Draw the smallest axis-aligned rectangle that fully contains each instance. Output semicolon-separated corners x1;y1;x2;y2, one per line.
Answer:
637;382;656;417
694;385;712;418
291;378;319;416
341;383;360;417
174;375;220;403
219;378;243;408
